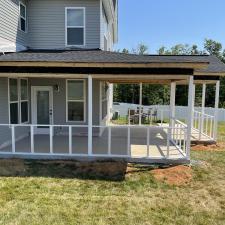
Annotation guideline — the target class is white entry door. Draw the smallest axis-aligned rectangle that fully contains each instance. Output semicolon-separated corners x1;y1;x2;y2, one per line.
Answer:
31;86;53;134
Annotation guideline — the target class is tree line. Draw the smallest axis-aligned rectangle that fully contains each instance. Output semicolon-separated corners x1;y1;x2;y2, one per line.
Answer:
114;39;225;107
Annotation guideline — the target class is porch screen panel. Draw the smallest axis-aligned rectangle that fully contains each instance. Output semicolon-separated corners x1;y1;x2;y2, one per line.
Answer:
67;80;85;122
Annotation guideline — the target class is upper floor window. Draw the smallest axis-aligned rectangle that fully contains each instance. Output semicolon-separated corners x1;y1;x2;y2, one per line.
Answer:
66;8;85;46
19;2;27;32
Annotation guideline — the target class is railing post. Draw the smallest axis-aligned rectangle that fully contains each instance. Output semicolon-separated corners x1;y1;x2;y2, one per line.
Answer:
11;125;15;153
187;76;194;160
192;84;196;129
30;126;34;153
139;82;142;126
213;81;220;141
108;126;111;155
160;110;163;126
50;126;53;154
69;126;72;155
147;127;150;157
199;83;206;140
167;127;170;158
170;82;176;129
127;126;131;156
88;75;93;156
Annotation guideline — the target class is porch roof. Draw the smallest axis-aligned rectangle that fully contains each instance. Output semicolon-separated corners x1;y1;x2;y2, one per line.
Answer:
0;49;224;76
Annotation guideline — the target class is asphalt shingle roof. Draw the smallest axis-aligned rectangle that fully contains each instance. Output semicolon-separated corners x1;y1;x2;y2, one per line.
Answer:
0;49;224;74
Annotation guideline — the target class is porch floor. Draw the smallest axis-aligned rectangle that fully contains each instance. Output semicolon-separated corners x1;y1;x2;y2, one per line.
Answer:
0;127;185;159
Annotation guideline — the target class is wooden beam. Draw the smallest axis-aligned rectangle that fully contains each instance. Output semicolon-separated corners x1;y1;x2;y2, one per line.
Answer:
0;61;209;69
194;71;225;76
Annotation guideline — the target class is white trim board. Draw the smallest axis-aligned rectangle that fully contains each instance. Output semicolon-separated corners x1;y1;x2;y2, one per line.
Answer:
65;7;86;48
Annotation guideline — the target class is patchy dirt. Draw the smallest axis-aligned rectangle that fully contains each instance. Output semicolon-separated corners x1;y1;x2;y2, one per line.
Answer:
0;159;26;176
151;165;193;186
0;159;128;180
192;143;225;152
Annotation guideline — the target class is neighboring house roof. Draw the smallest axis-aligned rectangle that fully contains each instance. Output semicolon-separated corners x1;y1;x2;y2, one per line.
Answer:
0;49;224;74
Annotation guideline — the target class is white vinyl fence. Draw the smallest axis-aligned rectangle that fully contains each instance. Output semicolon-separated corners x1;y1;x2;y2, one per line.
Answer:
113;103;225;122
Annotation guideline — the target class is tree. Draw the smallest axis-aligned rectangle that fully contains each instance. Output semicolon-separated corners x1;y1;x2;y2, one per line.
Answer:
114;40;225;108
204;39;223;57
132;43;148;55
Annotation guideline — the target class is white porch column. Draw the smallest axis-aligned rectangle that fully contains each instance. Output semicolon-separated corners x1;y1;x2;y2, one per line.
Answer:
88;75;93;155
139;82;143;125
213;80;220;141
191;84;196;126
199;83;206;140
107;83;113;124
187;76;194;160
169;82;176;128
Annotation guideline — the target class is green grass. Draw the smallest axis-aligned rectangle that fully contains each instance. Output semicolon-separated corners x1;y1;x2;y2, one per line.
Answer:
0;123;224;225
218;122;225;141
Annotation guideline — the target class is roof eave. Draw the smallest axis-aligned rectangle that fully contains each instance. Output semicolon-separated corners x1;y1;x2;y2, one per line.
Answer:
0;61;209;70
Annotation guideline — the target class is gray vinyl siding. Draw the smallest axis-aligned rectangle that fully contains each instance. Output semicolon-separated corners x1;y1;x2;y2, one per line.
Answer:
0;0;28;46
28;0;101;49
0;77;101;149
28;78;100;125
0;77;29;149
0;78;11;147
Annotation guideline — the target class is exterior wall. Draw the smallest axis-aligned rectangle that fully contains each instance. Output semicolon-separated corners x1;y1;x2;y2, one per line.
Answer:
0;78;11;146
100;1;113;51
0;77;102;148
27;0;101;49
0;0;28;48
0;77;29;148
28;78;100;125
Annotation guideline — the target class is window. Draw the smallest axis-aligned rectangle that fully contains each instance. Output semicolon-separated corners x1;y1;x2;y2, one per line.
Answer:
101;82;108;120
20;79;29;123
9;78;29;124
19;2;26;32
9;79;19;124
67;80;85;122
66;8;85;46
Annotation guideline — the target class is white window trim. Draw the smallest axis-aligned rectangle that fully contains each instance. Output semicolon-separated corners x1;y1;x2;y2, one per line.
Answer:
66;79;86;123
20;78;29;124
8;78;29;124
19;2;27;33
100;81;108;121
65;7;86;47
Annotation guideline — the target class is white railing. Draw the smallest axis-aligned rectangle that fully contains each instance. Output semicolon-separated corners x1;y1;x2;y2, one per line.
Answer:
170;119;188;156
193;111;215;140
113;103;225;122
0;124;188;160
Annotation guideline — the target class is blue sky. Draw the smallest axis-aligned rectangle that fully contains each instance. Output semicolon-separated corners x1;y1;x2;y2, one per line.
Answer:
114;0;225;53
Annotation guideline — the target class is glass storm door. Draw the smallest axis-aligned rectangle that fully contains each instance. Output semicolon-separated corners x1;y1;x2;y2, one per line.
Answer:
31;87;53;134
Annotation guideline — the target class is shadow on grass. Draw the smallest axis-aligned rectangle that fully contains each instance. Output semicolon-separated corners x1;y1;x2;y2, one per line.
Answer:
0;159;129;181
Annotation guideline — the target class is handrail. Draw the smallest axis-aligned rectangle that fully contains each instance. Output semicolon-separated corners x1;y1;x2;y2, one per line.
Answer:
0;123;188;159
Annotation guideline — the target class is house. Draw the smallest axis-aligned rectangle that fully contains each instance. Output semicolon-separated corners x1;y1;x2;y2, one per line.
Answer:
0;0;225;164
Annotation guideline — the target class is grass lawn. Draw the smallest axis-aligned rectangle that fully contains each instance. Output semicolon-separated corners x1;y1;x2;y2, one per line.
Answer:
0;124;225;225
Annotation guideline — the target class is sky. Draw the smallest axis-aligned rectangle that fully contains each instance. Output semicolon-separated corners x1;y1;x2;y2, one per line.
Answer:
114;0;225;53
